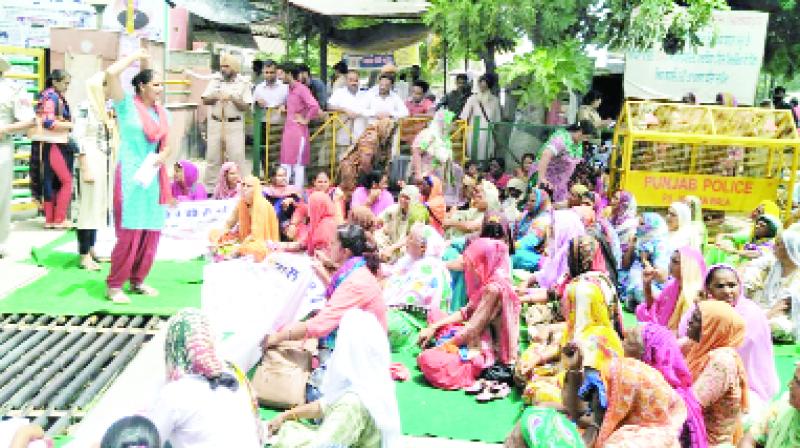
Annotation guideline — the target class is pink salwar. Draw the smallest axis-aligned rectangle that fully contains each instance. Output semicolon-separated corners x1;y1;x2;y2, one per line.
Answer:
43;144;72;224
106;166;161;289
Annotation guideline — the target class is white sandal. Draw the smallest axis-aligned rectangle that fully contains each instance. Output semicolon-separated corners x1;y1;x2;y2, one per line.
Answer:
107;288;131;304
130;283;159;297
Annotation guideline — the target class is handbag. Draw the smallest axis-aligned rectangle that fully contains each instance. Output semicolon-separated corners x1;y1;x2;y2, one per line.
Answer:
251;339;318;409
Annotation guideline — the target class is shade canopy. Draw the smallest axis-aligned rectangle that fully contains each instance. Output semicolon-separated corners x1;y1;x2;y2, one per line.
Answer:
288;0;429;18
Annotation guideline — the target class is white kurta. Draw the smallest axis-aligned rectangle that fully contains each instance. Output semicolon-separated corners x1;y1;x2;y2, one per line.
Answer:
76;104;110;230
460;92;501;161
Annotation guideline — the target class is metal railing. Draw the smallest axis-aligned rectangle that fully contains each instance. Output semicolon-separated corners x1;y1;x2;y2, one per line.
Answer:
251;111;470;181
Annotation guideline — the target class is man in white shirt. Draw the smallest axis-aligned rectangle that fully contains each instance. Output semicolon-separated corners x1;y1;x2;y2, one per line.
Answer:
328;69;366;148
363;75;408;125
252;60;288;125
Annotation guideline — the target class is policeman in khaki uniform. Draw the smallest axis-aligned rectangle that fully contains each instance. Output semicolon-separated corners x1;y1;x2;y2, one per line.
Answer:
202;53;252;190
0;56;35;257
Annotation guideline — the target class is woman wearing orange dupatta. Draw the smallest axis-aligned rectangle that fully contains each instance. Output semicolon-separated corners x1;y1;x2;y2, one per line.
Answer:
420;175;446;235
685;300;749;446
593;357;687;448
212;176;279;262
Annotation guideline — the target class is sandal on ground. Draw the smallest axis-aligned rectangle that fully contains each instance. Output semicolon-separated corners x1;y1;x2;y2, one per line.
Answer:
79;259;101;271
464;379;487;395
475;381;498;403
43;223;55;229
107;288;131;304
53;221;75;229
130;283;159;297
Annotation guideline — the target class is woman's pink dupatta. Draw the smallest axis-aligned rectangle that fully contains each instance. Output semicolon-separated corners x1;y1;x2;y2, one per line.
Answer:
134;95;172;204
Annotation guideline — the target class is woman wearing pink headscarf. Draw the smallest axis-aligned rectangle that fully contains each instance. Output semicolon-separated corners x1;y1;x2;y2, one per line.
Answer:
679;264;780;412
171;160;207;201
636;246;706;331
624;323;708;448
416;238;520;391
212;161;240;199
532;209;587;289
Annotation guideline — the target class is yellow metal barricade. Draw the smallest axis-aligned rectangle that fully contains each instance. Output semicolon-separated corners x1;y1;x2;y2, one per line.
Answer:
610;100;800;220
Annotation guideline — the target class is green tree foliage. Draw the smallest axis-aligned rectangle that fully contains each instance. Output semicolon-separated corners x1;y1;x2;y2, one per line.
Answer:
728;0;800;77
498;40;594;107
425;0;732;107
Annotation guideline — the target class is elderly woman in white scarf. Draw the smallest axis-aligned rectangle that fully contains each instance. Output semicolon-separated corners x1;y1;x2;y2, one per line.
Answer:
443;180;501;240
383;223;453;351
411;109;455;183
741;223;800;343
269;309;402;448
375;184;425;262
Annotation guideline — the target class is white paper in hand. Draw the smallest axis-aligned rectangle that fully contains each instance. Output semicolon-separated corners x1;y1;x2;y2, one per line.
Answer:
133;153;160;188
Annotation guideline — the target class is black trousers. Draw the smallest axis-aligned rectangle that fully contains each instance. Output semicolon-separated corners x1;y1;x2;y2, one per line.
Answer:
76;229;97;255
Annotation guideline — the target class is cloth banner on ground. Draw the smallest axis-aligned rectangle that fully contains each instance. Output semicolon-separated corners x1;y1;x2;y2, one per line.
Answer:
55;199;237;261
202;252;326;371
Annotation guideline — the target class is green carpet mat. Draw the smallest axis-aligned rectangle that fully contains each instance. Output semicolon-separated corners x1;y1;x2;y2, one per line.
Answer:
0;232;202;316
258;348;523;444
11;237;800;444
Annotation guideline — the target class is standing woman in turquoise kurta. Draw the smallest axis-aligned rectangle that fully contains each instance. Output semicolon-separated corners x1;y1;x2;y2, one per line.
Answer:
105;49;173;303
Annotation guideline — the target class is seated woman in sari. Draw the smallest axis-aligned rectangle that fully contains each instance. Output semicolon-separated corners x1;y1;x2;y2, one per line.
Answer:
709;214;781;265
383;223;452;352
279;191;339;257
561;347;687;448
416;238;520;392
264;166;303;241
263;224;387;349
444;211;514;312
684;301;749;446
350;171;394;217
443;180;501;240
211;161;240;200
268;309;401;448
209;176;279;262
620;213;670;311
517;266;623;405
636;246;706;331
515;188;551;240
383;223;451;310
419;174;446;235
171;159;207;201
375;185;425;262
740;224;800;343
740;362;800;448
623;323;708;448
609;190;639;255
148;308;265;448
679;264;780;416
683;195;707;252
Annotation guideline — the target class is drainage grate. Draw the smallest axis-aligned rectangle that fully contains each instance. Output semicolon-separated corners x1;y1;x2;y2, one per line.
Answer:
0;313;160;435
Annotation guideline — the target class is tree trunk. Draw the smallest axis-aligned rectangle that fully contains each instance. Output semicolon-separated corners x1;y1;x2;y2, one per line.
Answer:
482;41;497;74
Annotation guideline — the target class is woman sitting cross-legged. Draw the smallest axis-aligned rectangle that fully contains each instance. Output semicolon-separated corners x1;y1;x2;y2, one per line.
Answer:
268;309;401;448
416;237;520;396
382;223;452;352
209;176;280;262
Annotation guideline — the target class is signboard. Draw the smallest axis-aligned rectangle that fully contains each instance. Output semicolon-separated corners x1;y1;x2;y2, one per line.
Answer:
327;43;420;69
625;171;779;211
0;0;94;47
624;11;769;105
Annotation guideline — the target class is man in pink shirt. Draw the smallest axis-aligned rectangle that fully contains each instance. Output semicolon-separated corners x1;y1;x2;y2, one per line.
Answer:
279;64;321;189
404;80;434;144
